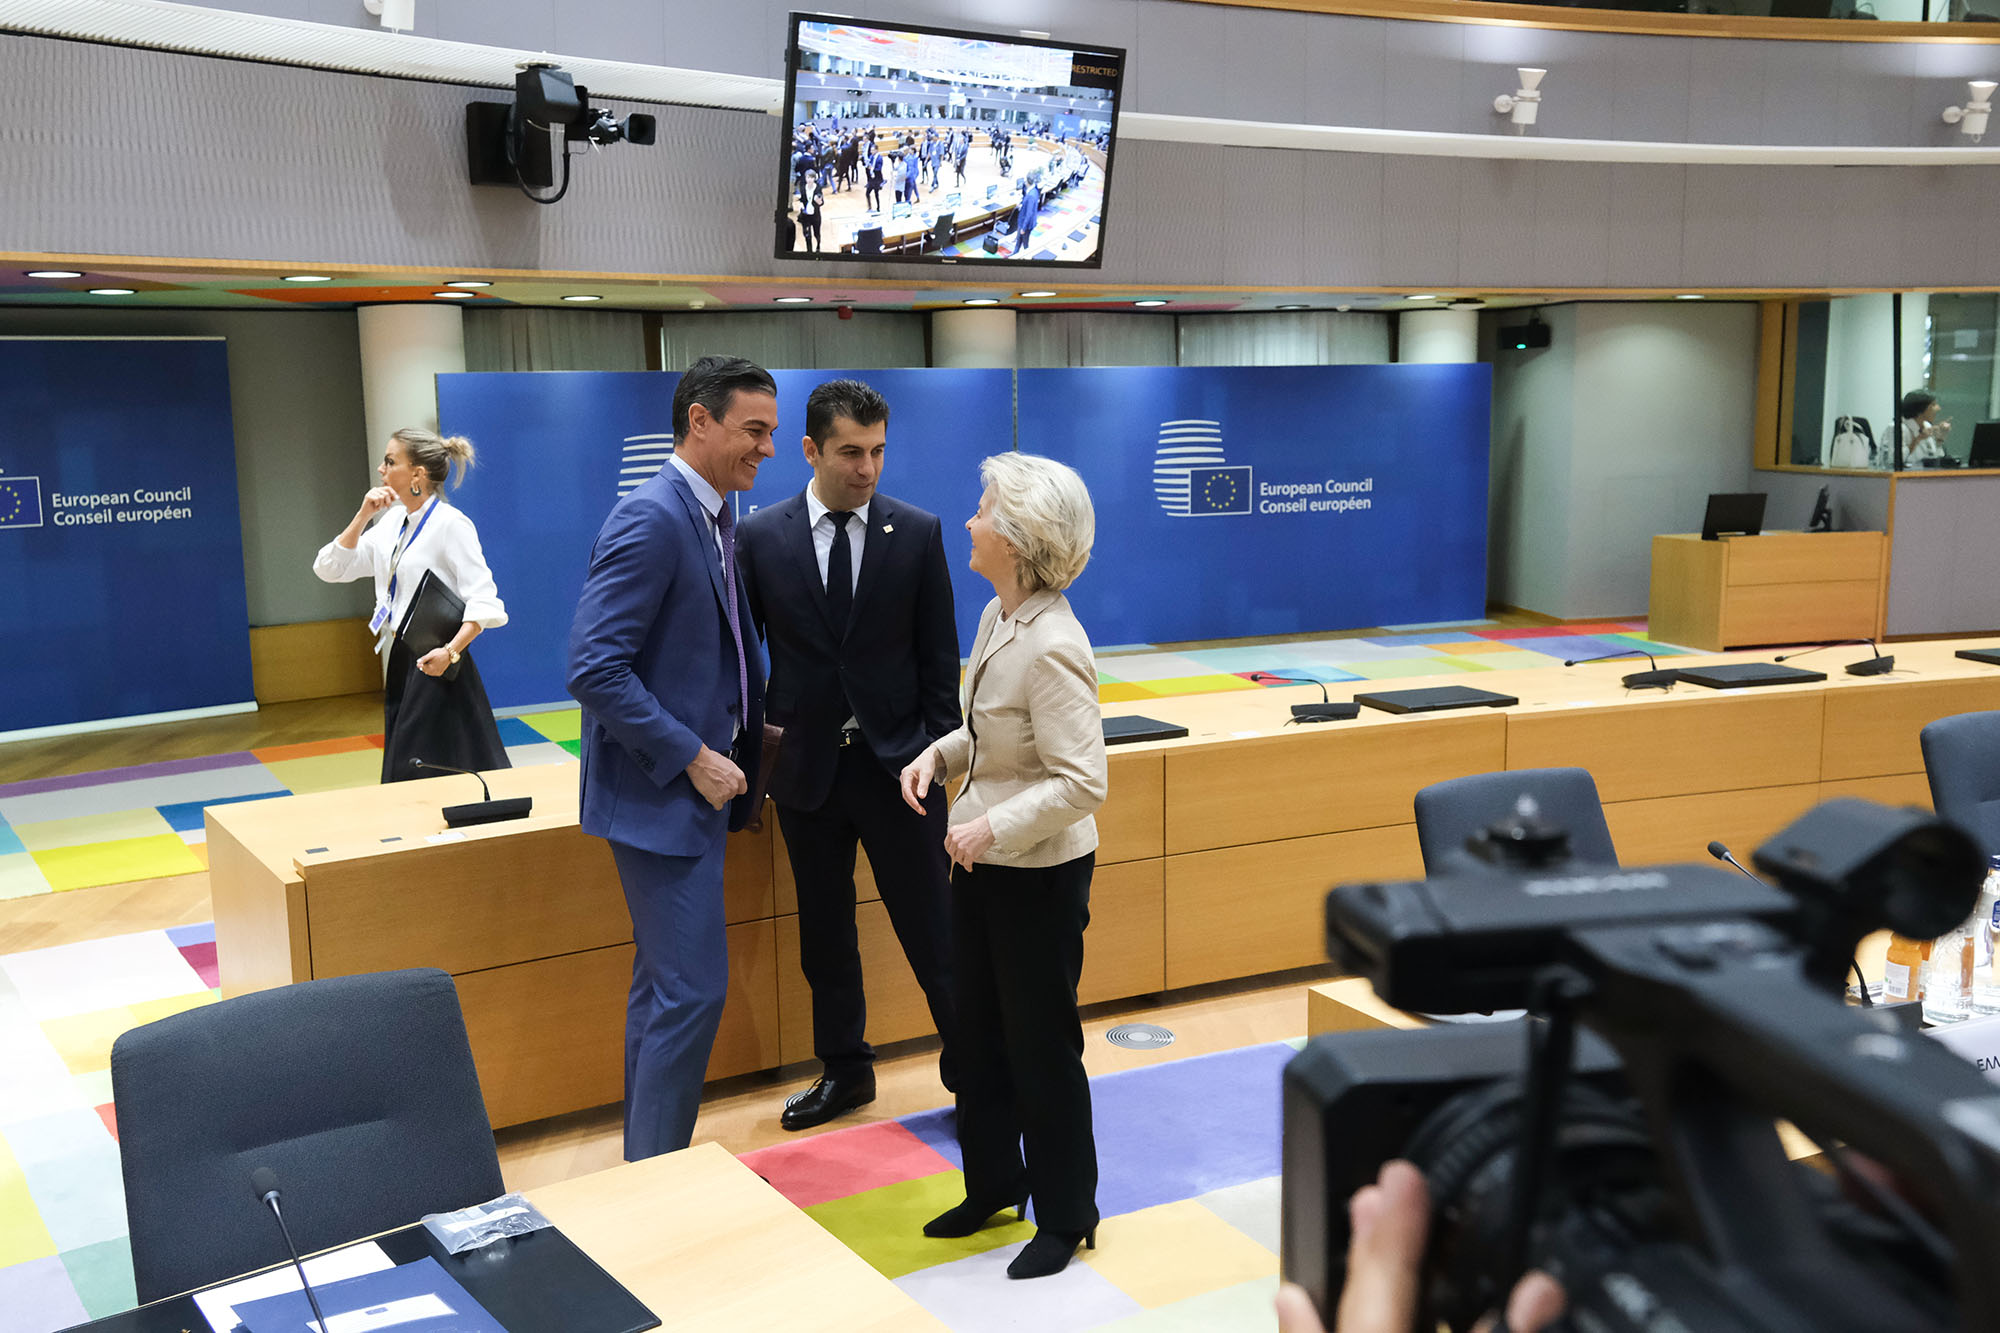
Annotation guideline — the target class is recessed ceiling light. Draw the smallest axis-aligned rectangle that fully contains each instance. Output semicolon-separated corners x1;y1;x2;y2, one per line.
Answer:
562;294;603;302
445;280;491;289
88;288;135;296
1134;299;1169;308
1675;293;1704;300
774;296;811;304
964;298;1000;306
1276;304;1309;311
282;274;332;283
1407;293;1438;301
26;270;83;279
1019;290;1058;298
434;291;475;299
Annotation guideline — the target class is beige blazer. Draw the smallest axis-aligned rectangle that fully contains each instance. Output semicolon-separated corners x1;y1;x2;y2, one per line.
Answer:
929;589;1108;868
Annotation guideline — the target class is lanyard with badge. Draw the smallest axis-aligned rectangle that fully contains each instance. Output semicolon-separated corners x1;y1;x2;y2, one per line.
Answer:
367;500;441;635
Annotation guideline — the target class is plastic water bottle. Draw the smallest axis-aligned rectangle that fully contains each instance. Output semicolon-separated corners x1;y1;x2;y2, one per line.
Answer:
1974;856;2000;1016
1924;915;1975;1025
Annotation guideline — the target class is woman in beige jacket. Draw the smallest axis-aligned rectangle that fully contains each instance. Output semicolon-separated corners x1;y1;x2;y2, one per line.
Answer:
900;451;1108;1280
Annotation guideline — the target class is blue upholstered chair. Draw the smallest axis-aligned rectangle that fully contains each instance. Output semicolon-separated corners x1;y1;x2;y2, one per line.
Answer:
111;967;504;1302
1921;710;2000;857
1414;767;1618;874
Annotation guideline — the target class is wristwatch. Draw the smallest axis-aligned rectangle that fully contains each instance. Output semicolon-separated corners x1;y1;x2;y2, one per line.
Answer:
448;649;462;666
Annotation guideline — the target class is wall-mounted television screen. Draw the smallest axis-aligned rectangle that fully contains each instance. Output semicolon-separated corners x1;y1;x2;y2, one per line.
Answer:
777;13;1126;268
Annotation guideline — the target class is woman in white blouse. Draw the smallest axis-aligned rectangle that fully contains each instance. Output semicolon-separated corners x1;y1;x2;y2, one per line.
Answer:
899;452;1108;1281
314;428;509;783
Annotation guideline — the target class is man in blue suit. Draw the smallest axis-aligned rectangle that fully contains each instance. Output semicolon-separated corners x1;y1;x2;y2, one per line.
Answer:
567;355;776;1160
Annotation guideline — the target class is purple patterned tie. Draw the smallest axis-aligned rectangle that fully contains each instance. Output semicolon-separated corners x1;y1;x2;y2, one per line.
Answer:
714;502;749;728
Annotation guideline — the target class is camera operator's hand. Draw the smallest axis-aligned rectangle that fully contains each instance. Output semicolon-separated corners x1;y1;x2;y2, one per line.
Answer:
1275;1161;1567;1333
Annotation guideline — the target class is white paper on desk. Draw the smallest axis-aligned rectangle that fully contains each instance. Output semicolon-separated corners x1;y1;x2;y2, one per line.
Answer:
194;1241;394;1333
313;1293;454;1333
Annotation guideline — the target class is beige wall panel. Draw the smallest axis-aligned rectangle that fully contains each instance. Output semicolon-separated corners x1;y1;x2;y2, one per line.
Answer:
1507;692;1823;803
1100;752;1165;864
1820;678;2000;782
1165;825;1422;989
1164;715;1506;855
1602;783;1822;865
249;618;382;704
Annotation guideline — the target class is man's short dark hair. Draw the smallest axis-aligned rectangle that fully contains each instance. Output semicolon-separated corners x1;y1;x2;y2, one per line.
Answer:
1899;389;1939;421
674;355;777;442
805;378;890;445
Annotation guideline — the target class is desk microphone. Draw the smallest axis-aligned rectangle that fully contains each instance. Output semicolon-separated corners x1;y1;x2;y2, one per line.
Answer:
1246;672;1359;724
409;758;535;828
1708;840;1873;1006
1772;639;1896;676
1561;649;1679;691
250;1167;334;1333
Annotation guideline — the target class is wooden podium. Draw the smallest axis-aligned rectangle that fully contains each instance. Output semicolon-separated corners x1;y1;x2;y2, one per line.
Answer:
1649;532;1887;651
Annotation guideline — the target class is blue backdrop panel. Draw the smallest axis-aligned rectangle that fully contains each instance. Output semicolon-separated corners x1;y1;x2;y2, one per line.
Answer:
437;369;1011;710
0;339;250;734
1019;365;1491;647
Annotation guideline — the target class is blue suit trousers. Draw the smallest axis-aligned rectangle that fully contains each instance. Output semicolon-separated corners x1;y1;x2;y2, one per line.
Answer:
611;837;729;1159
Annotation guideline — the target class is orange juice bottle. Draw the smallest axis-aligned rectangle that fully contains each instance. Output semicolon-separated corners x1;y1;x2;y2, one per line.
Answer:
1883;934;1929;1003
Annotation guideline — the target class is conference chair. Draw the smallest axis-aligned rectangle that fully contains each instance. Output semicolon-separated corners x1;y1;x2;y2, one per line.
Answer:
853;225;883;256
1414;767;1618;874
112;967;504;1302
1921;711;2000;856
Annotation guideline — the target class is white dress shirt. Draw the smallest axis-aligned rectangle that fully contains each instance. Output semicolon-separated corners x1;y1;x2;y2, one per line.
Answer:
670;455;726;557
313;497;506;655
804;486;868;595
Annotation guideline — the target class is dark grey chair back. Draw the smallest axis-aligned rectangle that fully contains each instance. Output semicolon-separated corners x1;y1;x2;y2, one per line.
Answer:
1414;767;1618;874
1922;711;2000;856
112;967;503;1302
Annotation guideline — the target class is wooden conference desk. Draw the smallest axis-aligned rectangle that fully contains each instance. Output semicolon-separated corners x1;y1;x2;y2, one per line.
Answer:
209;639;2000;1129
73;1143;940;1332
1649;531;1888;651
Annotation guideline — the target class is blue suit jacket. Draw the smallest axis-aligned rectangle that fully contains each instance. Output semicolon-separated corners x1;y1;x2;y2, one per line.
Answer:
567;466;766;856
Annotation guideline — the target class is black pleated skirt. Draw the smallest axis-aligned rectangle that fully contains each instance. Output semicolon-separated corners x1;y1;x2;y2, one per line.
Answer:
381;638;510;784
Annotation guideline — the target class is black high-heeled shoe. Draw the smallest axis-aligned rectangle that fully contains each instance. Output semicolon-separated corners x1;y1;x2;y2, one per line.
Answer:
921;1195;1029;1238
1006;1225;1096;1279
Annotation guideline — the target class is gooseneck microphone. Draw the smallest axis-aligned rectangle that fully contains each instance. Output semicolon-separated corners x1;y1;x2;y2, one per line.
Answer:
1773;639;1896;677
409;758;534;828
1247;672;1359;724
250;1167;333;1333
1562;649;1679;691
1708;840;1872;1006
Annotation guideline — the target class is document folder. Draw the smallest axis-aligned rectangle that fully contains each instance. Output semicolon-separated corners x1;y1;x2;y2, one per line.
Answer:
235;1256;502;1333
1354;686;1519;715
1675;663;1828;690
1102;715;1189;745
396;570;467;682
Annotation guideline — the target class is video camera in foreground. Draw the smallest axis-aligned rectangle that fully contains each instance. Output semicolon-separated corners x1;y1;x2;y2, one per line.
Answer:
1282;797;2000;1332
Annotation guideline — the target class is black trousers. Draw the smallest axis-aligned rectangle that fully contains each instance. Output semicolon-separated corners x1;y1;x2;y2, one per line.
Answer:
380;638;508;784
775;742;957;1086
953;852;1098;1234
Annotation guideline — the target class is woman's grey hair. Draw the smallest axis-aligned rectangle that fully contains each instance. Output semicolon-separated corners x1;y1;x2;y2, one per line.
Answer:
392;428;476;491
979;452;1095;594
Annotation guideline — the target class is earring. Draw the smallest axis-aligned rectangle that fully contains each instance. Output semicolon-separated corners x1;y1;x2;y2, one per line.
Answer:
410;484;421;497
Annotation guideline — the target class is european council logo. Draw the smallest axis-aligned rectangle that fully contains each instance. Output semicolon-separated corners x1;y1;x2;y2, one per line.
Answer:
0;474;44;529
1153;420;1250;518
617;433;675;498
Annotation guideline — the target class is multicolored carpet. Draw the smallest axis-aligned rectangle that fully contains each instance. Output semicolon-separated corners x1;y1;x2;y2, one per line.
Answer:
0;924;220;1330
742;1041;1300;1331
0;622;1682;902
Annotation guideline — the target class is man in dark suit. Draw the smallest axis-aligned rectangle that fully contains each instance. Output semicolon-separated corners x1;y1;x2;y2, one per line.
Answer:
567;355;775;1160
738;379;962;1130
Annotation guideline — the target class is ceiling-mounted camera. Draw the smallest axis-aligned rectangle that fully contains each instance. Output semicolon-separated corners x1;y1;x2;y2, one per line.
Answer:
466;63;657;205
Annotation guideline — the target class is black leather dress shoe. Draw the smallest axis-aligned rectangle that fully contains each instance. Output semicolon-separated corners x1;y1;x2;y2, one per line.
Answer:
780;1071;877;1130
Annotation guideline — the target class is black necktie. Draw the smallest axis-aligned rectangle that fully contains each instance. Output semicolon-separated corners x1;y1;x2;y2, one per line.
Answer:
826;510;853;632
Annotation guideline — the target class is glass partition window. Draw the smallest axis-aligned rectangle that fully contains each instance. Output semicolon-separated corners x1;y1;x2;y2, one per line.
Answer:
1783;293;1994;471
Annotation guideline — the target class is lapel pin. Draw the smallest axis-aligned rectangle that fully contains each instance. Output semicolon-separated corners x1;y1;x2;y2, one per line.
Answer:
881;523;894;533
